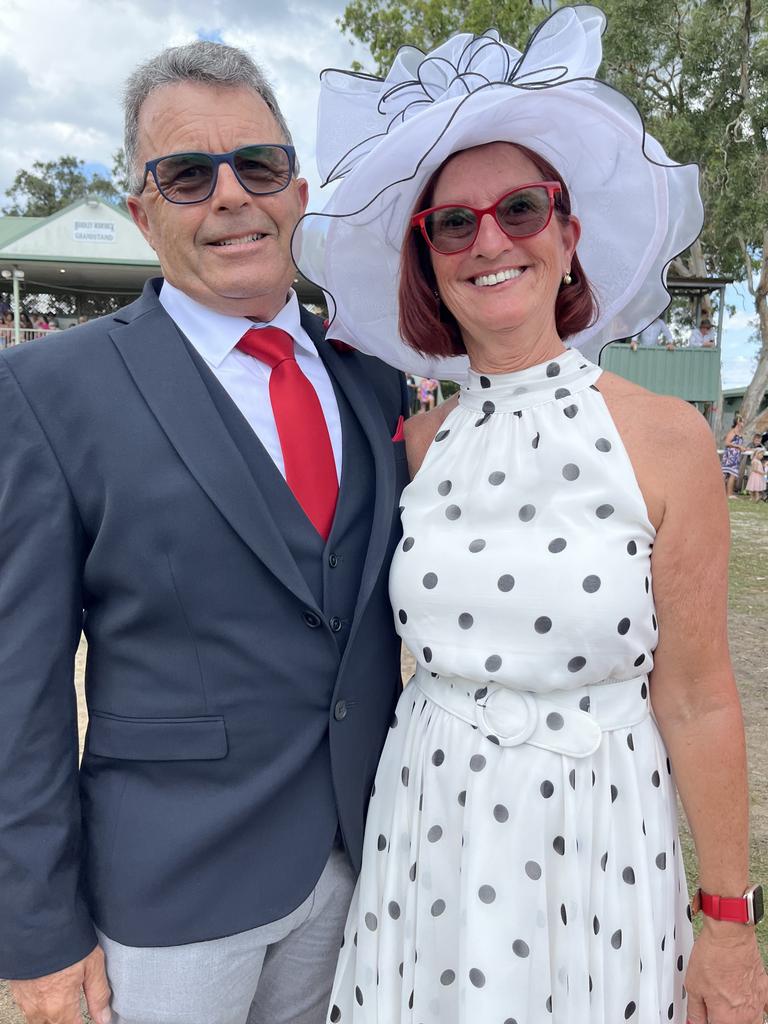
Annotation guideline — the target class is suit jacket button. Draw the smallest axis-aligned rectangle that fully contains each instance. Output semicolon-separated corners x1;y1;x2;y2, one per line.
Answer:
302;610;321;628
328;553;339;568
334;700;348;721
329;616;342;632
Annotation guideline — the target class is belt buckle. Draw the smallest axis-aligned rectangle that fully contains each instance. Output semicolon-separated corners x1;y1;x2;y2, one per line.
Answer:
475;686;537;747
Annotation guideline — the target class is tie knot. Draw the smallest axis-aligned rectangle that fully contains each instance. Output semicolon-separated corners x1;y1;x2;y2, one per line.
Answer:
237;326;295;368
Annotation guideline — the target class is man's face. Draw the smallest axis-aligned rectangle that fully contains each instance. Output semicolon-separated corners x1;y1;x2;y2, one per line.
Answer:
127;82;308;319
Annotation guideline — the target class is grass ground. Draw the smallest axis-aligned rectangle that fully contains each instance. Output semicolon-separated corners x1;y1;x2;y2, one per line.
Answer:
1;498;766;1021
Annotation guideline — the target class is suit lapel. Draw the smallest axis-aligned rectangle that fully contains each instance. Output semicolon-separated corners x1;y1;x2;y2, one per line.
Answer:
110;285;319;610
303;311;397;630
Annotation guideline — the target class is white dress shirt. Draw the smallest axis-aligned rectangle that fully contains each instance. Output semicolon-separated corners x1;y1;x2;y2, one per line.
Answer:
688;327;715;347
637;318;674;347
159;282;342;482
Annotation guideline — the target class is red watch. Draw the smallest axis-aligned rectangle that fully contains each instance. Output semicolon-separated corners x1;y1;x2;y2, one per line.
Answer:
693;884;764;925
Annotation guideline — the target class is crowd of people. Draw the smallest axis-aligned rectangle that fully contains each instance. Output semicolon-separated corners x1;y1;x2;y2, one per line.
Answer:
721;414;768;501
0;309;90;346
629;314;716;351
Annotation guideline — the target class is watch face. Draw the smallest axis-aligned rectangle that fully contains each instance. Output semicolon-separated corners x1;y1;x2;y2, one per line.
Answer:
752;885;764;924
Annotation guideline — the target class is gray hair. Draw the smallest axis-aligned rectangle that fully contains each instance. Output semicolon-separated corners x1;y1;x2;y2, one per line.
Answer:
123;40;296;194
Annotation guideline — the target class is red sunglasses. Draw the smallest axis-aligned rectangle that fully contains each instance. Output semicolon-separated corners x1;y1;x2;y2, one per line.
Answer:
411;181;563;255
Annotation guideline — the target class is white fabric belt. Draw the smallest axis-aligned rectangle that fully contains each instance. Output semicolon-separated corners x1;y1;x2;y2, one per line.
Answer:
412;666;650;758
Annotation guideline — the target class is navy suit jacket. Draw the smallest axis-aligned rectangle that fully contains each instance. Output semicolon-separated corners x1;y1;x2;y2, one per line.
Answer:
0;280;410;979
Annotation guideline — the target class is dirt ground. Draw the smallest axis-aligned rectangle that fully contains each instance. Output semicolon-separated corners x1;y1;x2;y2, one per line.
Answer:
1;499;766;1020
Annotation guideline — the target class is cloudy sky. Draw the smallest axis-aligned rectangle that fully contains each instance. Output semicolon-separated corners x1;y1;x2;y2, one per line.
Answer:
0;0;758;386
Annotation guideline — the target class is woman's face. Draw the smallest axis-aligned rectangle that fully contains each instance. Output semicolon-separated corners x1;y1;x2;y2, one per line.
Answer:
428;142;579;351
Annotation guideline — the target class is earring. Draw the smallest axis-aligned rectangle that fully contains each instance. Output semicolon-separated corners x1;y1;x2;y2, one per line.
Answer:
562;271;573;286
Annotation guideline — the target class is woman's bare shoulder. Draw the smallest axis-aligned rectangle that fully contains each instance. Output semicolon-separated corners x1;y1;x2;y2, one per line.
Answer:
404;394;460;476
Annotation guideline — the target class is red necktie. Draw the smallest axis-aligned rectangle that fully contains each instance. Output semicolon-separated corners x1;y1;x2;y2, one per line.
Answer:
237;327;338;540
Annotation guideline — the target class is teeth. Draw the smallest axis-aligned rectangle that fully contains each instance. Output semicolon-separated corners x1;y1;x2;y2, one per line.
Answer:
213;233;265;247
473;268;523;287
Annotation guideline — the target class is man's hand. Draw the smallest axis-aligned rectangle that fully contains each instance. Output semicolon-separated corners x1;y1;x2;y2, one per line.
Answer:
9;945;112;1024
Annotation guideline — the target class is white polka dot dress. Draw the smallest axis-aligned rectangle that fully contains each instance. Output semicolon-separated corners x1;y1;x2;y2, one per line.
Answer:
327;350;693;1024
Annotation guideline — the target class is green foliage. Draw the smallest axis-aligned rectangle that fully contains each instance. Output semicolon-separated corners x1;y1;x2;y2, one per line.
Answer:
3;153;126;217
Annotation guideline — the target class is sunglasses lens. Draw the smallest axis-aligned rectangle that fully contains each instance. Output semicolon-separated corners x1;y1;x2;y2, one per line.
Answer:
423;207;478;254
154;154;215;202
233;146;292;194
496;187;552;236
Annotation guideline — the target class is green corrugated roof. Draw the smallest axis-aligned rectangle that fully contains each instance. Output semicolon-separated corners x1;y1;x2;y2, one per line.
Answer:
0;216;45;247
599;344;721;402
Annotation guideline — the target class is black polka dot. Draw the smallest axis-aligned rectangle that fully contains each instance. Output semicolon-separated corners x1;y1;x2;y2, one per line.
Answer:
611;784;619;802
437;480;452;496
388;900;400;919
546;995;553;1013
622;867;636;884
569;768;576;789
469;968;486;988
440;969;455;986
540;780;554;798
645;576;650;593
632;653;645;667
458;613;474;629
355;986;363;1006
330;1006;341;1022
568;656;586;672
435;429;450;442
445;504;461;520
656;852;667;869
365;912;377;930
479;375;491;389
546;712;564;730
482;400;495;415
525;860;541;879
677;955;684;971
398;609;407;624
532;432;540;449
640;682;648;699
474;687;488;701
564;405;579;418
493;804;509;822
377;834;386;851
535;616;552;634
560;903;567;925
427;825;443;842
485;655;502;672
652;613;658;631
582;575;601;593
627;540;637;555
596;504;615;519
625;1001;636;1019
593;915;600;934
611;929;622;949
596;437;612;452
478;885;496;904
668;1004;674;1021
562;463;580;481
431;898;446;916
555;387;571;399
518;504;536;522
470;754;486;772
409;861;417;881
432;749;445;766
546;362;561;377
601;851;608;870
423;646;432;663
618;617;630;634
497;574;515;592
627;733;634;751
512;939;530;957
402;536;415;552
553;835;565;855
548;537;567;553
401;767;409;786
457;790;466;806
651;770;660;787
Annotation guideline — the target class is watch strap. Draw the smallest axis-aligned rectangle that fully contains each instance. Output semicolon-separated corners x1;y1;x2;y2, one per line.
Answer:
699;890;751;923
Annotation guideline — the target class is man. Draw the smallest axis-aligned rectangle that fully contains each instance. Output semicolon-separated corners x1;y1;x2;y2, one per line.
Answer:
629;314;675;351
0;41;409;1024
688;316;716;348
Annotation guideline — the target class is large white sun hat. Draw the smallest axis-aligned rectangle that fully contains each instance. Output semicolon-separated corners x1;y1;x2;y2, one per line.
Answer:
294;4;704;380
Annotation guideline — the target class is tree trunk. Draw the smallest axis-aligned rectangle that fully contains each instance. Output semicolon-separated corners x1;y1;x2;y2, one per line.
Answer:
737;235;768;434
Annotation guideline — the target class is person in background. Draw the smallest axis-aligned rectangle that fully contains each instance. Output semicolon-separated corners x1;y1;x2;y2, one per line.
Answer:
745;449;766;502
721;414;747;498
630;314;675;351
418;376;438;412
688;317;716;348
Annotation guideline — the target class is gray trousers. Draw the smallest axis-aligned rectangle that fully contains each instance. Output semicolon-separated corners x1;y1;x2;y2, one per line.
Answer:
97;847;355;1024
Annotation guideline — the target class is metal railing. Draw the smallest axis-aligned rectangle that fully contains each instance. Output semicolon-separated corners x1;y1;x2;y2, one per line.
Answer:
0;327;60;347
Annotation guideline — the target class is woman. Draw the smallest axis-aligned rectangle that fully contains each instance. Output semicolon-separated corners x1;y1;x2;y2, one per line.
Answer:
722;415;747;498
297;8;767;1022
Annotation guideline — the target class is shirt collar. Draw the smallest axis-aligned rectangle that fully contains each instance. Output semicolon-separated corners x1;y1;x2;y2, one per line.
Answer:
158;281;315;369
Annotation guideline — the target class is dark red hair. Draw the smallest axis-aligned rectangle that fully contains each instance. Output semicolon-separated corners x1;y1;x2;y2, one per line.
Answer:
398;143;599;357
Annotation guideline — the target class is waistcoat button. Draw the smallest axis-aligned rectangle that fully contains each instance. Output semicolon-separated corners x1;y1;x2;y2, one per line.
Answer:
302;610;321;628
334;700;348;721
330;616;342;632
328;552;339;568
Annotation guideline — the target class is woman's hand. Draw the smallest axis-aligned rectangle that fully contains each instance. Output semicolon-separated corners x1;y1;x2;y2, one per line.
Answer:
685;921;768;1024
